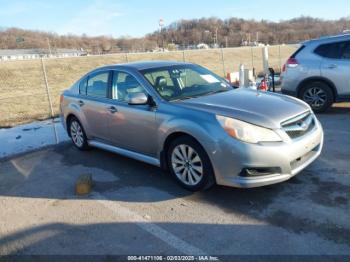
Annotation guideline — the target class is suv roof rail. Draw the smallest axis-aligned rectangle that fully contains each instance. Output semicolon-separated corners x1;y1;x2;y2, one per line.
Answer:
319;33;350;39
302;33;350;44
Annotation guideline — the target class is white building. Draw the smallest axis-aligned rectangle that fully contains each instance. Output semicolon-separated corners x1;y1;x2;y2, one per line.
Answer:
197;43;210;49
0;48;86;61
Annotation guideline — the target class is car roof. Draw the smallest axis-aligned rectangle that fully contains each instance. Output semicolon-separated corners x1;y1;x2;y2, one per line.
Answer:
96;60;194;72
303;34;350;46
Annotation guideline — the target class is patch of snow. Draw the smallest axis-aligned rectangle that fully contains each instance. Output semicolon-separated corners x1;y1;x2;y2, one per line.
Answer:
0;118;70;159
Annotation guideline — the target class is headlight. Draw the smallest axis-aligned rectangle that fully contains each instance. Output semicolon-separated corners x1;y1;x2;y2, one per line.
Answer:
216;115;282;144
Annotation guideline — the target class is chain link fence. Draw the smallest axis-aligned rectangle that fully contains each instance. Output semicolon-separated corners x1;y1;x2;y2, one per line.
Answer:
0;45;297;127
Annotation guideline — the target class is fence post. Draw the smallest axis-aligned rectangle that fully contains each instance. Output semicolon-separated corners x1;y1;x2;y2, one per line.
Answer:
220;48;226;77
250;46;254;69
182;50;186;62
239;64;245;88
41;58;59;144
262;46;269;75
278;44;282;72
125;52;129;63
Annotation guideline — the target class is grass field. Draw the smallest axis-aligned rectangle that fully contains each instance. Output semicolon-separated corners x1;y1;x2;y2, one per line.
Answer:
0;45;297;127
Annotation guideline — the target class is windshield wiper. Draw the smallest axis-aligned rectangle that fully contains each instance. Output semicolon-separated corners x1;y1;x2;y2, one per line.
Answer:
170;89;229;102
200;89;229;97
169;96;194;102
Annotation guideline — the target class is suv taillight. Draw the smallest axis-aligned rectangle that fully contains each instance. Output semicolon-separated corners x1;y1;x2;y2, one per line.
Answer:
283;57;299;72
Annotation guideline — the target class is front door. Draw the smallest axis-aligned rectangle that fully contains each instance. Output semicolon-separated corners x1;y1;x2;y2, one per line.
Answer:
107;70;157;156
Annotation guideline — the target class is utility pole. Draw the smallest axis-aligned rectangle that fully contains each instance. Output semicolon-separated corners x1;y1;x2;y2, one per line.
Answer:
159;18;164;51
46;38;52;57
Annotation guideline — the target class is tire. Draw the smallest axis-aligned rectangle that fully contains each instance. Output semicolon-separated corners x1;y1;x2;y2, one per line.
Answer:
300;82;334;113
68;117;90;150
167;136;215;191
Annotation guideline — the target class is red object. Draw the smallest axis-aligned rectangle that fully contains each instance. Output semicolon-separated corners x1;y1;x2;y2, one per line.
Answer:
226;72;239;86
282;57;299;72
226;72;231;82
260;78;268;91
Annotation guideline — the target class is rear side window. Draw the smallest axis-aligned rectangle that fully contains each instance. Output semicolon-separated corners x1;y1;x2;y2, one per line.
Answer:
86;72;109;98
314;41;350;59
341;42;350;59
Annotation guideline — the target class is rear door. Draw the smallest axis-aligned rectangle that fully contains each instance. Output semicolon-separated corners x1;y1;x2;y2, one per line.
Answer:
317;40;350;96
78;70;112;141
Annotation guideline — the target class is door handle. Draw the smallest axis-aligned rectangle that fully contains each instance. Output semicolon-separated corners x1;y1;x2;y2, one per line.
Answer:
327;64;337;69
108;106;118;113
78;100;84;107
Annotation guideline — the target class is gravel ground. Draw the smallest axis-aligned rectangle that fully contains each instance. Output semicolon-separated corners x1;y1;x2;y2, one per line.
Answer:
0;103;349;256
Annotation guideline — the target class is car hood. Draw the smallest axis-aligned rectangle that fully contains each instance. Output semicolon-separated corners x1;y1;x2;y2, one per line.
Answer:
177;88;310;129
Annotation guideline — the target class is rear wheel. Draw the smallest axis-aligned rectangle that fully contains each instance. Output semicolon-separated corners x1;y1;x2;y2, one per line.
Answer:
68;117;89;150
300;82;333;113
167;136;215;191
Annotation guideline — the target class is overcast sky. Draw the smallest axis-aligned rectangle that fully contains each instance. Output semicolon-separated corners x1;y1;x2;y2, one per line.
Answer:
0;0;349;37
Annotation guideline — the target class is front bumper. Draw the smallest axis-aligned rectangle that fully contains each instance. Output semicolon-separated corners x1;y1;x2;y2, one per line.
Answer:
206;118;324;188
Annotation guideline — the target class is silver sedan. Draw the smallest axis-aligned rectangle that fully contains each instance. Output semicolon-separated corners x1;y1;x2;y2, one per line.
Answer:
60;61;323;191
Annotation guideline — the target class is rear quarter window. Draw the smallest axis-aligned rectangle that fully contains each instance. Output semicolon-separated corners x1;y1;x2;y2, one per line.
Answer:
79;77;87;95
291;45;305;58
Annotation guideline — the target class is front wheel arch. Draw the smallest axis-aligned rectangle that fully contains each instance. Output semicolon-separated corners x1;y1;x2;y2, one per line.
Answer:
164;134;216;191
161;132;204;170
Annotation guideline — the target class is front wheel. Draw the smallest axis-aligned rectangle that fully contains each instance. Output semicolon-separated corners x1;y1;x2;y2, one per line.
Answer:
167;136;215;191
300;82;333;113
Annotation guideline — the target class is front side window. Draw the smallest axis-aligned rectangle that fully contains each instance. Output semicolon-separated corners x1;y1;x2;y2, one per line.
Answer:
141;65;231;101
86;72;109;98
112;71;145;102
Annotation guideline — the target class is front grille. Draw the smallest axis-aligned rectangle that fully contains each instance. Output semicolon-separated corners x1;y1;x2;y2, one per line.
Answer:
281;111;316;139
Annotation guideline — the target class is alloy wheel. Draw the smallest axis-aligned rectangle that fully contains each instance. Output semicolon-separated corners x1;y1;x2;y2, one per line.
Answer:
70;120;84;147
303;87;327;108
171;144;203;186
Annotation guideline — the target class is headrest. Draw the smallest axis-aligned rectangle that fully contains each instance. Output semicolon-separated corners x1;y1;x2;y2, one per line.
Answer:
155;76;167;89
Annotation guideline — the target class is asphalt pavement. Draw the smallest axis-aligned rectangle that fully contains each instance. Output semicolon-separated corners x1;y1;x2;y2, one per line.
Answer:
0;104;349;256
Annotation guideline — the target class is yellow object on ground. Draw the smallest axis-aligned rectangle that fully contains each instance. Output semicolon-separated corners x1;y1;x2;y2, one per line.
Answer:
75;174;92;195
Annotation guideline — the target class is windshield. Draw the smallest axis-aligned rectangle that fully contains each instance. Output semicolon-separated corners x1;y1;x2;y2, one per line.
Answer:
140;64;232;101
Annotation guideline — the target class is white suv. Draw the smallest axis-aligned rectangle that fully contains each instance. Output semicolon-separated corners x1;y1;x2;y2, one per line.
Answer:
281;34;350;112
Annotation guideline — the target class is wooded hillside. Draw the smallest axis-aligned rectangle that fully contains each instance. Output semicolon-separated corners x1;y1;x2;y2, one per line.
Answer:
1;16;349;53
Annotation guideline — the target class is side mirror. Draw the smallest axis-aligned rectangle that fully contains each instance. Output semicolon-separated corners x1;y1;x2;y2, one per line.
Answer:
127;92;149;105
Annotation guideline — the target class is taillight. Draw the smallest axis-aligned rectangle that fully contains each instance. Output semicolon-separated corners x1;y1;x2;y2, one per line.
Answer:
282;57;299;72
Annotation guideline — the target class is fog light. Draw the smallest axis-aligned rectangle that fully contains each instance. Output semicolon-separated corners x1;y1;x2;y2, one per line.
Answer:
239;167;281;177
